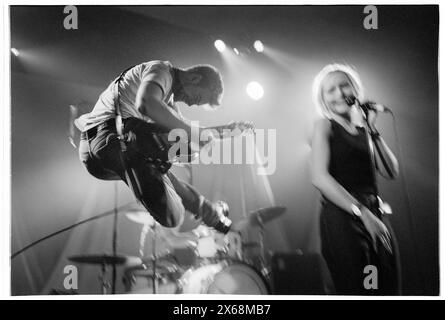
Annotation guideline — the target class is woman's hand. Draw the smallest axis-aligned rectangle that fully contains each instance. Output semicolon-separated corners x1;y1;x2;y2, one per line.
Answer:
366;110;378;131
360;206;393;253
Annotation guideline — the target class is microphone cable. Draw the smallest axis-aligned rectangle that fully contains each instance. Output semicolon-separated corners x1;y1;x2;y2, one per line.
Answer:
388;110;428;294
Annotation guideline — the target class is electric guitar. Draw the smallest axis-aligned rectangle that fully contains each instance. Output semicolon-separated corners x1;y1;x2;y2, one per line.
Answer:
133;121;255;174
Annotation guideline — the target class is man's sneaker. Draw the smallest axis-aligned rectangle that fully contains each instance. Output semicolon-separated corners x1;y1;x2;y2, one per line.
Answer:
199;198;232;234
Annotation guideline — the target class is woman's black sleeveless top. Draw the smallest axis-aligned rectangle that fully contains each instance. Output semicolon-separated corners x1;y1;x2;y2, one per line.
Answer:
328;119;377;195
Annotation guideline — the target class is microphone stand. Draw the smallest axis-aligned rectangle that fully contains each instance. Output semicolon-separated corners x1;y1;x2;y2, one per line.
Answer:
357;103;379;198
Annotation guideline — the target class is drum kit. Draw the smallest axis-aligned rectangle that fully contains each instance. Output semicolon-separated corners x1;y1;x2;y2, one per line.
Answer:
68;206;286;295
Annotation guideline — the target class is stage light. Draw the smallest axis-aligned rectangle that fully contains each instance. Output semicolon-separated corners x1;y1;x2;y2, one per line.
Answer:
234;48;240;55
214;40;226;52
246;81;264;100
253;40;264;53
11;48;19;56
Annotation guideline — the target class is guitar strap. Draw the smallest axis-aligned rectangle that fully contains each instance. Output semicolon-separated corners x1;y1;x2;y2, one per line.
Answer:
114;65;135;138
113;65;144;200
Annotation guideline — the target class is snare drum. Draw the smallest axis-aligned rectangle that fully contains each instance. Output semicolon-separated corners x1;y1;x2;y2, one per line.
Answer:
123;261;180;294
178;260;269;294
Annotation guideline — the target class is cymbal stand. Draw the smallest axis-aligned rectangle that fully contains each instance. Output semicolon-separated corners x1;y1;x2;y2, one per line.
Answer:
256;215;271;281
98;262;110;294
139;221;160;294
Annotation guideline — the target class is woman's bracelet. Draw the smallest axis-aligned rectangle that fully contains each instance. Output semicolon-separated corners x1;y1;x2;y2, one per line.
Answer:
350;202;364;217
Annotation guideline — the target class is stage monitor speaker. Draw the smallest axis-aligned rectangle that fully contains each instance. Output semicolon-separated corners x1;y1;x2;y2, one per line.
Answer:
271;251;334;295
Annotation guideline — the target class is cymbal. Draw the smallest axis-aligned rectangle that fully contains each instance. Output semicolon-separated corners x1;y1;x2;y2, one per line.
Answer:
125;211;155;226
68;254;141;266
247;206;286;226
233;206;286;230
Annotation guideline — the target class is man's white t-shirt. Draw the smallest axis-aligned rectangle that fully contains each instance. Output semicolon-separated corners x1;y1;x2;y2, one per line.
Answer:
76;60;177;132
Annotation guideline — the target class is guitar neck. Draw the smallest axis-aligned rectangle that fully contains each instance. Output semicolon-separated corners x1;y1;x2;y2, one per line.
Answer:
207;125;230;137
207;124;254;138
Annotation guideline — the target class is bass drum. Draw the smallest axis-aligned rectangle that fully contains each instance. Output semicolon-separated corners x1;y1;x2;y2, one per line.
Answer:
178;260;269;294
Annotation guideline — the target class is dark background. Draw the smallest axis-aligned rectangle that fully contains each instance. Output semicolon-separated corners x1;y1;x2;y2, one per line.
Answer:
10;5;438;295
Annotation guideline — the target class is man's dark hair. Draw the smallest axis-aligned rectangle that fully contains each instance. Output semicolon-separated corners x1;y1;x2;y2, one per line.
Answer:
183;64;224;106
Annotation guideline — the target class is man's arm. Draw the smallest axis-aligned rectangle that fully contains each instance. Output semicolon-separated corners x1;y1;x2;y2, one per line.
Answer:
135;81;193;137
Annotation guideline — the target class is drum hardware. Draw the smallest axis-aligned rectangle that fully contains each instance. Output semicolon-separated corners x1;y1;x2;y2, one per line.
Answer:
257;211;267;280
126;210;199;293
247;206;287;227
231;206;286;233
125;209;198;293
148;222;160;294
12;203;139;295
125;210;163;294
123;263;180;294
121;206;287;294
98;263;110;295
126;211;199;251
68;254;139;294
234;206;287;281
222;230;243;260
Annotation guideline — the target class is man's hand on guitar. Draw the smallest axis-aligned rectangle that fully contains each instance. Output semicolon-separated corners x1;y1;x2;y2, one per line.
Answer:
213;121;255;138
226;120;255;133
198;121;255;149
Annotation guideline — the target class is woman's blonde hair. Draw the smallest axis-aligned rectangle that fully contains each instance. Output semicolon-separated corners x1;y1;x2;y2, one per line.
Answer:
312;63;364;118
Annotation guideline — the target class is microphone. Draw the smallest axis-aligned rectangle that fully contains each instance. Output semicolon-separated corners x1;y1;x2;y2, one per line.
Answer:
345;96;391;113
